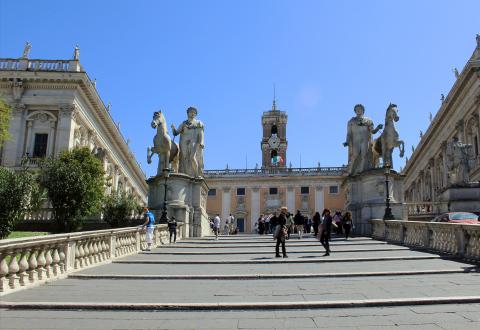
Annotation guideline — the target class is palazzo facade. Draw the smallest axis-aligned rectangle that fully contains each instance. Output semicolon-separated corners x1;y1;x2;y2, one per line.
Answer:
205;101;346;232
0;48;147;205
403;38;480;205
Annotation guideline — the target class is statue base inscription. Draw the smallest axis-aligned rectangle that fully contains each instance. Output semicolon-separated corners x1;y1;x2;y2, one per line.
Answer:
439;184;480;213
344;168;406;236
147;173;210;237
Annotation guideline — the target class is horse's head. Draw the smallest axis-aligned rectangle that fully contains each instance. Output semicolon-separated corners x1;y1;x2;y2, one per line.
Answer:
151;111;165;129
386;103;399;122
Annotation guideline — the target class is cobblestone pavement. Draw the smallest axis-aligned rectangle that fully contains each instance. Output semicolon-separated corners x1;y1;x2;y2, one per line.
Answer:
1;234;479;329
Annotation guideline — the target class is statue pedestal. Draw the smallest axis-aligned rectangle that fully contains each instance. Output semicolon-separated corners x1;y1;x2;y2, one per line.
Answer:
344;168;406;236
439;184;480;213
147;173;210;237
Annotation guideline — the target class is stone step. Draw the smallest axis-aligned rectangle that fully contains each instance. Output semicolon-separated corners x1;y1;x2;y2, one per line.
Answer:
69;268;477;280
2;296;480;311
113;255;443;264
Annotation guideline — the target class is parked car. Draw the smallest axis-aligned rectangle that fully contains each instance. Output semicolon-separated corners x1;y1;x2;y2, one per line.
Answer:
431;212;479;224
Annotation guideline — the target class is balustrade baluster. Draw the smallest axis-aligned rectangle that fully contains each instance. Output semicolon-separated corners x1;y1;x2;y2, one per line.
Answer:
0;252;9;292
93;239;99;263
44;245;53;278
74;243;81;269
8;250;20;289
36;246;46;280
58;245;66;274
18;249;29;286
52;247;60;276
28;249;38;283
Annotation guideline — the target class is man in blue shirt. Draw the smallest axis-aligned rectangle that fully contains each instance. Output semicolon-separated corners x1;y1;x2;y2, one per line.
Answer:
142;207;155;251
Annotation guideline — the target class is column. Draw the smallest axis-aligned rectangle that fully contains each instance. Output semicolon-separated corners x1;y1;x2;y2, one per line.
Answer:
2;103;26;166
46;120;56;157
25;121;33;156
221;187;231;225
55;104;78;155
314;186;324;213
286;186;295;212
250;187;260;233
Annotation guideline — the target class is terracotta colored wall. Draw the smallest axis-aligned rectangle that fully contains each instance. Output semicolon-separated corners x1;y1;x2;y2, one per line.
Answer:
206;187;222;217
324;185;346;212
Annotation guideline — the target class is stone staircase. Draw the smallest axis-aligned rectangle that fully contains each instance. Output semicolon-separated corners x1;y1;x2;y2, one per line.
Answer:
1;234;480;329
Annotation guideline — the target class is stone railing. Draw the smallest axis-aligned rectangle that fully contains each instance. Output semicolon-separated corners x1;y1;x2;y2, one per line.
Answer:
0;224;182;296
0;58;81;72
406;202;445;217
370;219;480;262
204;166;346;178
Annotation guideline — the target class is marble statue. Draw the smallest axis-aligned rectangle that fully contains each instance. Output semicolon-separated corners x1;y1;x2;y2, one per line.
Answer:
147;111;179;175
441;94;445;103
453;68;460;79
343;104;383;175
446;136;475;186
74;45;80;61
373;103;405;168
22;42;31;59
171;107;204;177
477;34;480;48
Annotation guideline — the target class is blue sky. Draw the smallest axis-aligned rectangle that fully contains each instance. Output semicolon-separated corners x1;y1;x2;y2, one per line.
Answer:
1;0;479;177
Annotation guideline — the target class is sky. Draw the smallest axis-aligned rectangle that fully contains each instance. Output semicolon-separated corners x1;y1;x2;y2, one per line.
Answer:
1;0;479;177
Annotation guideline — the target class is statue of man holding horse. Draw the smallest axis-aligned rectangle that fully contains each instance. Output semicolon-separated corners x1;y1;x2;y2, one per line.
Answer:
171;106;205;178
344;104;383;175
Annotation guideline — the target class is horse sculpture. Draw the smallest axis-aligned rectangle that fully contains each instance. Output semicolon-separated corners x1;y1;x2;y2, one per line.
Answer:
373;103;405;168
147;111;179;174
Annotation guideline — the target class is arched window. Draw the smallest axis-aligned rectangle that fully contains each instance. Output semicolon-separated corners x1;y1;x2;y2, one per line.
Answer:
271;125;278;135
271;150;278;158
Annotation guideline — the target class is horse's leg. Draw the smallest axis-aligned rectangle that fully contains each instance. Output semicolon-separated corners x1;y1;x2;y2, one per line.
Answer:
147;147;152;164
164;150;170;170
399;140;405;157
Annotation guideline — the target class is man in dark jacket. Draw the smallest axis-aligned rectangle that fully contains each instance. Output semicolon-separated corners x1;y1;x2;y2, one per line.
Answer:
274;207;288;258
320;209;333;256
167;216;178;244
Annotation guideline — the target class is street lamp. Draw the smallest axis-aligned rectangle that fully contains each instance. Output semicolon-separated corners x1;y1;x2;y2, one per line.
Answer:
383;164;395;220
160;168;171;224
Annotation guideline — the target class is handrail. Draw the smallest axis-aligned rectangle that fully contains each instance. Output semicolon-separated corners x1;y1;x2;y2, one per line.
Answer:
0;223;183;296
370;219;480;262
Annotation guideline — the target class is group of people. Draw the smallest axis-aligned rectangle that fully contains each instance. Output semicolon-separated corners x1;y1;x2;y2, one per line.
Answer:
208;213;238;239
259;208;354;257
141;207;178;251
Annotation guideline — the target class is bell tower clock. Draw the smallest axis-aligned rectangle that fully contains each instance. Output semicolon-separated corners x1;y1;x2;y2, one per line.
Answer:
261;98;288;169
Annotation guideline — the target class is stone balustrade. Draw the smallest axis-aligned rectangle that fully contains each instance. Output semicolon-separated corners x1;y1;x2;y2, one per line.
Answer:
0;58;81;72
370;219;480;262
0;224;182;296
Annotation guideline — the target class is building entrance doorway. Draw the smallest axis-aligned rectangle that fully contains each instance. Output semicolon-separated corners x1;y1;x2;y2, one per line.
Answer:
237;218;245;232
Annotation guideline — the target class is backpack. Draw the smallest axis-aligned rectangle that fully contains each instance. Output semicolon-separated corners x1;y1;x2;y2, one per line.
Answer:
279;225;288;238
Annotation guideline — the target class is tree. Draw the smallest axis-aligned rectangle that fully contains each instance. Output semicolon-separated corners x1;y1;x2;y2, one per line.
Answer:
0;166;42;239
102;191;142;228
0;98;12;146
40;147;105;232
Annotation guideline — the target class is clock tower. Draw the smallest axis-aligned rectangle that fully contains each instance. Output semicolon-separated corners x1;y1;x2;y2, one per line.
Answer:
261;98;288;169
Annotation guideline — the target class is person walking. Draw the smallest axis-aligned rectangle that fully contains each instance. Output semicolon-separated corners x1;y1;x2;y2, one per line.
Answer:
274;207;288;258
270;212;278;237
141;207;155;251
342;211;353;239
319;208;333;256
286;212;294;240
167;216;178;244
333;211;343;235
213;214;221;240
258;215;265;235
227;214;235;234
294;210;304;239
264;215;271;234
312;212;321;237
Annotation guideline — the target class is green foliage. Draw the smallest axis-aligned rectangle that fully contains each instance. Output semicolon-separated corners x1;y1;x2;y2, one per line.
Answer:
7;231;50;239
40;147;105;232
0;98;12;146
0;167;42;239
102;191;141;228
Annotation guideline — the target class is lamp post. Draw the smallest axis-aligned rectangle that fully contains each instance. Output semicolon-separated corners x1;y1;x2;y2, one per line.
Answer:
383;165;395;220
160;168;171;224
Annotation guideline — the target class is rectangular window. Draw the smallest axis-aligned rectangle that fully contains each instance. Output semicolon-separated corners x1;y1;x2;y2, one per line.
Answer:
269;187;278;195
329;185;339;194
208;189;216;196
300;186;309;194
236;187;245;196
33;134;48;158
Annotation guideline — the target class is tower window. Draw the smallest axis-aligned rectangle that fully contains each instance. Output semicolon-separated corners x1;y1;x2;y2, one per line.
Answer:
271;125;278;135
236;188;245;196
271;150;278;158
301;186;309;194
33;133;48;158
269;187;278;195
